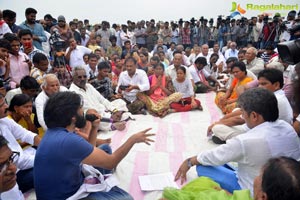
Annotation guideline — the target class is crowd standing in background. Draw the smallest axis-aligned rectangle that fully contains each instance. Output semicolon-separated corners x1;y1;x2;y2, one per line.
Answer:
0;6;300;200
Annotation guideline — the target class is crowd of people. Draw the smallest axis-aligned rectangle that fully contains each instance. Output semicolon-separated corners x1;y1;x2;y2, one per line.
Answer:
0;6;300;200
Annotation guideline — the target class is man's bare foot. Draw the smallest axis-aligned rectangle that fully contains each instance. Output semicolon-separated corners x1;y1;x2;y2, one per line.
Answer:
112;121;126;131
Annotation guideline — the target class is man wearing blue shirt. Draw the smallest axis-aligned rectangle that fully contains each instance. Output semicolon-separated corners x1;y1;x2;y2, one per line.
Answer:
19;8;46;51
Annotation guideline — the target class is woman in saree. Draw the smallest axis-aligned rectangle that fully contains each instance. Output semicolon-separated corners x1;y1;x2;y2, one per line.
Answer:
137;63;182;117
215;61;253;114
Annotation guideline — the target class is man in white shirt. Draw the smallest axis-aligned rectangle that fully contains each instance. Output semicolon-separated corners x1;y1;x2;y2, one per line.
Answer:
70;66;127;131
224;42;238;60
65;37;92;69
35;74;68;131
166;51;192;81
0;93;41;199
210;68;293;143
175;88;300;195
116;57;150;114
196;44;211;63
244;47;264;76
189;57;219;93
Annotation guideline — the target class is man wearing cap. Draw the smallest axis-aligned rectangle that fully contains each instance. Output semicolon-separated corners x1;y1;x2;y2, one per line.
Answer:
19;8;47;51
50;15;72;47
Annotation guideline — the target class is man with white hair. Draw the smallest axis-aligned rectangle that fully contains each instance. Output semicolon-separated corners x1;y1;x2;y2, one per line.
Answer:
69;66;127;131
224;42;238;60
244;47;264;76
35;74;68;131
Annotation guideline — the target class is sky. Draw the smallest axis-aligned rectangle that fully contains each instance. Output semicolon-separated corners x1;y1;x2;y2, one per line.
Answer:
1;0;299;25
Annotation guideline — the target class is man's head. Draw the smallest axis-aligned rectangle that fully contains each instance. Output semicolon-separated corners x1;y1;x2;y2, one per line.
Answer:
32;53;49;72
258;68;283;92
4;33;20;55
0;135;17;193
20;76;39;98
194;46;201;55
201;44;209;56
173;51;183;67
57;15;66;28
0;39;10;60
87;53;98;69
97;61;111;79
213;43;220;53
41;74;60;96
254;157;300;200
25;8;37;24
44;91;84;129
194;57;207;70
18;29;33;51
210;53;219;64
150;56;160;67
245;47;257;62
230;42;237;50
43;14;53;26
124;57;137;76
238;50;246;61
72;66;87;89
238;88;278;129
2;10;16;27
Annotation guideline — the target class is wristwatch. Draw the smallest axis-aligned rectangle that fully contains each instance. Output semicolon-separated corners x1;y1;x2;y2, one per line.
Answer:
187;158;193;168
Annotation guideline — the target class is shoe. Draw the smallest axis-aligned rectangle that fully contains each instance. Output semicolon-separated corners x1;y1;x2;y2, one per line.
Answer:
212;135;226;144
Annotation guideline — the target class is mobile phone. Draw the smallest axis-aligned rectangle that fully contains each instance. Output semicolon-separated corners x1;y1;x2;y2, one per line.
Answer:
119;85;129;90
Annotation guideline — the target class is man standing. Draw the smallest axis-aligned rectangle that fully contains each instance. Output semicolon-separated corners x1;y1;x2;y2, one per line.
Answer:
175;88;300;195
65;37;92;69
19;8;46;51
117;57;150;114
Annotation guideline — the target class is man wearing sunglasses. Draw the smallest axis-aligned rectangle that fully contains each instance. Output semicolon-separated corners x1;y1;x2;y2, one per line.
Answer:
0;135;19;198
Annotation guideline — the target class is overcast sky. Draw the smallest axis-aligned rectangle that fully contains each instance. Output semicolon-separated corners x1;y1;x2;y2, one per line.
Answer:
1;0;299;25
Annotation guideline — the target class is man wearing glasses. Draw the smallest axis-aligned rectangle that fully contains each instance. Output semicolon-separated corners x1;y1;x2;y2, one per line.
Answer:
0;135;19;198
0;93;41;199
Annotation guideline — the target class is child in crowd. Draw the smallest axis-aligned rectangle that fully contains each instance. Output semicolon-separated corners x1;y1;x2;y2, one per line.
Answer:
52;58;72;88
170;66;202;112
30;53;48;85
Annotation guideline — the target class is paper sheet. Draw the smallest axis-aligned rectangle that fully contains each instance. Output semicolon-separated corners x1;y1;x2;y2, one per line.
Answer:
138;172;179;191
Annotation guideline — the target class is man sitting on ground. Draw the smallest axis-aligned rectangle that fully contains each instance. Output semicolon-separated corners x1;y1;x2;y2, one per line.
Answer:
175;88;300;195
116;57;150;114
34;91;154;199
70;66;128;131
209;68;293;144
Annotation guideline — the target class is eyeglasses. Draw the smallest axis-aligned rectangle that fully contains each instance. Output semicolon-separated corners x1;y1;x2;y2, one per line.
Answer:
77;75;87;79
0;151;19;175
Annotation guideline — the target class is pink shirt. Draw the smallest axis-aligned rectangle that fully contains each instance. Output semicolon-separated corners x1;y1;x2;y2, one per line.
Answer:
9;52;30;87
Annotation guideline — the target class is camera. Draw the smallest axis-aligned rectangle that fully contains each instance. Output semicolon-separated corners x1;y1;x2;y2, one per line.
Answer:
178;18;183;26
277;39;300;64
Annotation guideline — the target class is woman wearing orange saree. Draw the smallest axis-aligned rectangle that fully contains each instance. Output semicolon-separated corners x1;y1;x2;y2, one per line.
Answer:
137;63;182;117
215;61;253;114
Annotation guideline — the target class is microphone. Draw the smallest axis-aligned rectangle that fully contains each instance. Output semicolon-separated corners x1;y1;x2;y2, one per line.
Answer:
85;114;112;123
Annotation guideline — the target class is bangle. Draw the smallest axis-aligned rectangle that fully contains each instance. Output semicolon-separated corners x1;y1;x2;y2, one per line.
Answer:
187;158;193;168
